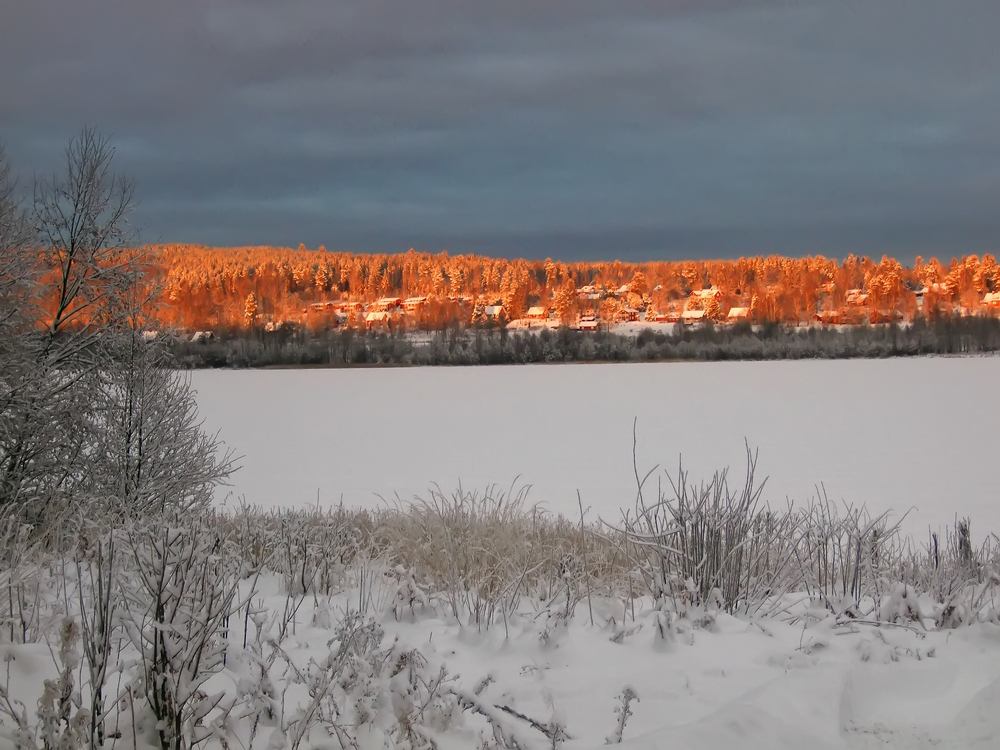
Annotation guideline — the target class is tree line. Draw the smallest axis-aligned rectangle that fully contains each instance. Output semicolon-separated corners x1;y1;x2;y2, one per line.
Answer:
150;243;1000;332
171;314;1000;369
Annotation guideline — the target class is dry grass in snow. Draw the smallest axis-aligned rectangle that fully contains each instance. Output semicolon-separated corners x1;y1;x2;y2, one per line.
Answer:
3;458;1000;749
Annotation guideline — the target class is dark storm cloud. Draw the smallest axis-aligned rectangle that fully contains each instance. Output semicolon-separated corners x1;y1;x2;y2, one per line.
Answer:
3;0;999;260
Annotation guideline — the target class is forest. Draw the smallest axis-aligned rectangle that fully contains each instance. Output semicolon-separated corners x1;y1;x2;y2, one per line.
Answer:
153;244;1000;333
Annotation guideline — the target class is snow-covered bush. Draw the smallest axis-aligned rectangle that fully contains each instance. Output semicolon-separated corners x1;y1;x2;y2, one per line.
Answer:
617;447;799;615
213;504;376;593
0;132;235;542
248;613;461;750
73;532;118;748
380;484;621;631
789;491;906;615
606;686;639;744
0;511;49;645
121;517;245;750
895;521;1000;628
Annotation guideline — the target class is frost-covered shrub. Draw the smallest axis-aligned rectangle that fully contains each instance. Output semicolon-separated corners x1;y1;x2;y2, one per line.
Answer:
122;518;244;750
213;504;377;593
0;617;88;750
209;494;627;632
611;446;969;622
379;485;623;631
606;687;639;745
272;615;459;750
383;485;537;628
790;492;906;614
619;448;799;614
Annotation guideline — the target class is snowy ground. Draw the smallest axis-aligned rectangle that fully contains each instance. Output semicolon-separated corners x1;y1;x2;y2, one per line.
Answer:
3;358;999;749
236;580;1000;750
192;357;1000;540
9;572;998;750
372;594;1000;750
607;321;678;335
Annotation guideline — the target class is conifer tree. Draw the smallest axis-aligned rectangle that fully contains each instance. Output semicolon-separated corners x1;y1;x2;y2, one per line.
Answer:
244;291;258;328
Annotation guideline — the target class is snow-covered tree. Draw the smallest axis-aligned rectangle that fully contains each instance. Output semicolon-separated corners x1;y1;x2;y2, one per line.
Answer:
244;291;258;327
93;334;236;521
0;130;234;533
704;295;723;322
553;278;577;324
1;130;140;525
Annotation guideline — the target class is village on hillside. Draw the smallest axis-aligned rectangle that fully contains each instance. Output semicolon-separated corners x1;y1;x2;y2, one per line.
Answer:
278;280;1000;337
149;246;1000;340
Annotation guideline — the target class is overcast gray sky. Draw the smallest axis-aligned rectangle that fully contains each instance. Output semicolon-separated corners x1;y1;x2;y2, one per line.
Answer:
3;0;999;261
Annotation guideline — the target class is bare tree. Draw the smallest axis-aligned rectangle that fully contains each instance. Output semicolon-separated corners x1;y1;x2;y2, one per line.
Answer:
0;158;31;521
0;142;33;323
0;142;57;521
92;333;237;521
1;129;139;524
34;128;139;348
1;129;234;532
0;143;37;411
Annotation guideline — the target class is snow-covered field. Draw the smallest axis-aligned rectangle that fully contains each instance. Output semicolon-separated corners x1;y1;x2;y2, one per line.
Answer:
192;357;1000;539
154;576;1000;750
3;358;1000;750
9;562;1000;750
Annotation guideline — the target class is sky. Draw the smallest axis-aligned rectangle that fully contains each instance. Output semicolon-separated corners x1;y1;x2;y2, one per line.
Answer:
3;0;999;262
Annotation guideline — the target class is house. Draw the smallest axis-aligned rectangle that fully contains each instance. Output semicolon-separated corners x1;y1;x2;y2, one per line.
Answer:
306;300;361;322
916;284;955;312
525;306;548;320
664;310;682;323
814;310;841;325
373;297;403;312
312;300;363;315
617;308;640;323
364;311;390;329
726;307;750;322
575;313;599;331
681;309;706;325
191;331;215;343
403;296;427;313
483;305;506;320
845;289;869;306
983;292;1000;308
689;287;723;305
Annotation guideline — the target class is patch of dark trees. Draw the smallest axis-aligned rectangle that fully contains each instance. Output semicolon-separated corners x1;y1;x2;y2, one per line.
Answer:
170;315;1000;369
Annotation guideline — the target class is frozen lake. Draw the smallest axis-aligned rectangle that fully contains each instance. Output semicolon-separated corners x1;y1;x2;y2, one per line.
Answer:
192;358;1000;539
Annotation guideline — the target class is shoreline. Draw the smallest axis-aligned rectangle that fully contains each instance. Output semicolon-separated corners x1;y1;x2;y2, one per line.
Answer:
170;317;1000;369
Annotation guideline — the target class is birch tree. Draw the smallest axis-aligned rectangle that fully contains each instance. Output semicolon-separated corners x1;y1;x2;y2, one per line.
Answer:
0;129;234;531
